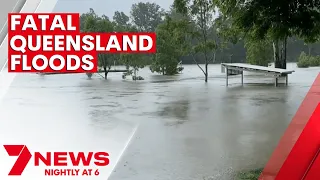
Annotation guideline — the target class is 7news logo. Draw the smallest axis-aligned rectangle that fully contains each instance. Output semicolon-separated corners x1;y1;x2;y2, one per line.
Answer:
3;145;110;176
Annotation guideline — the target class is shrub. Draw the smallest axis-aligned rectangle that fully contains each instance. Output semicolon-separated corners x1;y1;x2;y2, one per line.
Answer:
297;52;310;68
309;56;320;66
296;52;320;68
313;56;320;66
86;73;93;78
177;66;184;73
132;76;144;80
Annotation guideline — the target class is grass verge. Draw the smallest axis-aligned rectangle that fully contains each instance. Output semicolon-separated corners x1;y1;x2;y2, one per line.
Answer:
236;168;263;180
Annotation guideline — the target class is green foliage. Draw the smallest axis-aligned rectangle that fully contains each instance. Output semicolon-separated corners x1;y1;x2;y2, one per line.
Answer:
297;52;310;68
174;0;219;81
236;168;263;180
215;16;242;45
113;11;129;27
245;37;273;67
220;0;320;42
82;11;116;73
81;0;320;80
309;56;320;67
130;2;165;31
297;52;320;68
128;2;173;76
151;15;189;75
214;0;320;69
112;11;139;32
174;0;217;54
120;54;147;78
80;7;158;79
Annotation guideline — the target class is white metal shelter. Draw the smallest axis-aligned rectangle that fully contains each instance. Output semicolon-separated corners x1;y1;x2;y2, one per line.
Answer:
221;63;295;87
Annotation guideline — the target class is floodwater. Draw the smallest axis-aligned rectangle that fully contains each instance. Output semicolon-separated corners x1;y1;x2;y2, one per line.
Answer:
0;63;319;180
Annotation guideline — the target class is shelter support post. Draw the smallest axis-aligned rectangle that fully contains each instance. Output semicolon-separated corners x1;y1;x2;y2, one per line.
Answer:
226;67;228;87
241;71;244;86
286;74;288;85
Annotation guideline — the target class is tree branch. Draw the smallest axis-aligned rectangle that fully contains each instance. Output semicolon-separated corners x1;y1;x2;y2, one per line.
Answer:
209;51;216;62
191;53;206;75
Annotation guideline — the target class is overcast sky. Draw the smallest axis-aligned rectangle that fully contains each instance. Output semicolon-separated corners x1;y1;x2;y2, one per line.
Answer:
53;0;172;19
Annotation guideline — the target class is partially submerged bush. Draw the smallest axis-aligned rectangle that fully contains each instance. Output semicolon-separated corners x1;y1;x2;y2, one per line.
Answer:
86;73;93;78
122;70;144;80
297;52;309;68
297;58;310;68
311;56;320;66
297;52;320;68
132;76;144;80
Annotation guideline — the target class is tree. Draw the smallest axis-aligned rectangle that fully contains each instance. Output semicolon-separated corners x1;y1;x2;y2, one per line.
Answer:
130;2;165;31
245;37;273;67
111;16;147;79
120;53;147;79
151;15;189;75
214;0;320;69
113;11;130;29
129;3;166;75
80;8;96;31
82;10;116;79
174;0;218;82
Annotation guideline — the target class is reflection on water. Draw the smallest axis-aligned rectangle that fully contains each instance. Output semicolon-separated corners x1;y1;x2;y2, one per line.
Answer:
158;99;190;126
0;64;319;180
250;95;288;106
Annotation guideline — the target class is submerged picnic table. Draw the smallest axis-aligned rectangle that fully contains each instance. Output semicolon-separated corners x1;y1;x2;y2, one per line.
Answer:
221;63;295;87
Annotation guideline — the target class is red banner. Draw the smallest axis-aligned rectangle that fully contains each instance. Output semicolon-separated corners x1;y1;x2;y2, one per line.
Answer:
260;73;320;179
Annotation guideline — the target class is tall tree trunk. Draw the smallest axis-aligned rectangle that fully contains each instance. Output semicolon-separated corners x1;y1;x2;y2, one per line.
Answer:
283;37;287;69
273;38;287;69
103;66;108;79
205;61;208;82
273;40;280;68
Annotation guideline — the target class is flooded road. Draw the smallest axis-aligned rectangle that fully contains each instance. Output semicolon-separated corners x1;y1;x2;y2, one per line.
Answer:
0;63;319;180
